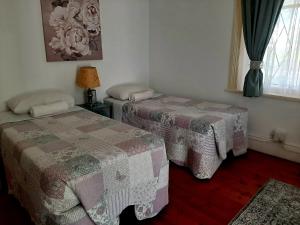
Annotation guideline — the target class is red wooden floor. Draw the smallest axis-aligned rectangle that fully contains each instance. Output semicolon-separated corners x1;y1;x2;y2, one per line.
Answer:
0;150;299;225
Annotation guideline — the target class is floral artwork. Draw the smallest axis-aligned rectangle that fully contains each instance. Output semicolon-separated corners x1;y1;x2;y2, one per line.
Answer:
40;0;103;62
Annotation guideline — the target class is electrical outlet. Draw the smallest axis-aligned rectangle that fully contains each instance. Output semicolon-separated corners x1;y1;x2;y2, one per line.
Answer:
270;128;287;143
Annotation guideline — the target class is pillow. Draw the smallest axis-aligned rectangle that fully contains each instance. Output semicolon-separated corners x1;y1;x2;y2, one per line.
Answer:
30;101;69;118
129;90;154;102
7;89;75;114
106;84;153;100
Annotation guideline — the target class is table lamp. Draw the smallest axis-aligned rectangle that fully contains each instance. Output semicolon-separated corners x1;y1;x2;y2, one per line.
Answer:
76;67;101;106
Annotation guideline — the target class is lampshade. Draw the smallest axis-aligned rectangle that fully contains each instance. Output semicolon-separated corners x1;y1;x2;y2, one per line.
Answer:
76;67;101;89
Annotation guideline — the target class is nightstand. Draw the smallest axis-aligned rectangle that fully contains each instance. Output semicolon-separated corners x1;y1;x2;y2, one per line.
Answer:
0;158;6;193
78;102;113;118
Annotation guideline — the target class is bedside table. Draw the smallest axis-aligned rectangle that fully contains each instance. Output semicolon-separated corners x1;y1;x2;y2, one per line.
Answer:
0;157;7;193
78;102;113;118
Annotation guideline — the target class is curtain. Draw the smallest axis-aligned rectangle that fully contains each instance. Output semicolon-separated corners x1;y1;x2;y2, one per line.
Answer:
242;0;284;97
263;0;300;98
228;0;243;90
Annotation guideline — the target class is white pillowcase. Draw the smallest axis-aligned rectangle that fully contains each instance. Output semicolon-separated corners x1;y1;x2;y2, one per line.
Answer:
7;89;75;114
106;84;153;100
30;101;69;118
129;90;154;101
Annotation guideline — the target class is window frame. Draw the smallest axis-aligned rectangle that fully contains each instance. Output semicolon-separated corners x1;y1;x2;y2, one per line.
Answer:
227;0;300;102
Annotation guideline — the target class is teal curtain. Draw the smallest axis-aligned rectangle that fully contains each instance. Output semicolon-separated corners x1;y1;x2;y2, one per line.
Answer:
242;0;284;97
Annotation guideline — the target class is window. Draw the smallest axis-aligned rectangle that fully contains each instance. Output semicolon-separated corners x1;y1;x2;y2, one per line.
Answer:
229;0;300;99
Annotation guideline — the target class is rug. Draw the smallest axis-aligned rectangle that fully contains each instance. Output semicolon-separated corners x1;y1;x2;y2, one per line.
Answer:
229;179;300;225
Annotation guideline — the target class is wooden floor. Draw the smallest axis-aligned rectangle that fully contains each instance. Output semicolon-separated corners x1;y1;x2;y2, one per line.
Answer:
0;150;299;225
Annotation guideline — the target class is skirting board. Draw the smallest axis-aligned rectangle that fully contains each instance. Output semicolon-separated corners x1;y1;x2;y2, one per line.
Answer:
248;135;300;163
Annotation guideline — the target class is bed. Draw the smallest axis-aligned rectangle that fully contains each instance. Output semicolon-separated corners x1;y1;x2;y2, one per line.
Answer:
0;108;169;225
105;95;248;179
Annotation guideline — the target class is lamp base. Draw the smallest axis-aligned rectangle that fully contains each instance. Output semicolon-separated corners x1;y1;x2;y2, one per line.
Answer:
85;88;97;106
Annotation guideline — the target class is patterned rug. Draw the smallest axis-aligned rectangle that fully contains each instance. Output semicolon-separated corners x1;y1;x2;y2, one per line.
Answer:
229;179;300;225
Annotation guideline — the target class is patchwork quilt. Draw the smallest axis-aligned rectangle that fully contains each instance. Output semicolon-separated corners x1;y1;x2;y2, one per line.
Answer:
122;95;248;179
0;110;169;225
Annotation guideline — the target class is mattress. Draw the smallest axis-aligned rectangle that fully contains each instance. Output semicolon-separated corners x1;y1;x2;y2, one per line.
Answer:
0;109;169;225
106;95;248;179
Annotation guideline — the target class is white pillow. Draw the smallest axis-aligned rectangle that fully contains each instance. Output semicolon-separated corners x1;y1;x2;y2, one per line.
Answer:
30;101;70;118
129;90;154;102
106;84;153;100
7;89;75;114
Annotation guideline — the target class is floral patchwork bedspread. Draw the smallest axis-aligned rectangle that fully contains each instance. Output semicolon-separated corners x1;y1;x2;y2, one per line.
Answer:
0;110;169;225
122;95;248;179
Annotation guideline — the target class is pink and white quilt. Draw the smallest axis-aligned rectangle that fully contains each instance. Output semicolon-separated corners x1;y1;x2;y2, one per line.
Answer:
0;110;169;225
122;95;248;179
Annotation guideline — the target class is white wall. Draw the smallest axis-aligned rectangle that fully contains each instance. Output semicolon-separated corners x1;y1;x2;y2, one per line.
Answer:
0;1;23;111
1;0;299;160
0;0;149;111
149;0;300;158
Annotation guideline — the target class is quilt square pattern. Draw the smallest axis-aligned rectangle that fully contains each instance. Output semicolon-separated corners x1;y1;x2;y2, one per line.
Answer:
0;109;169;225
122;95;248;179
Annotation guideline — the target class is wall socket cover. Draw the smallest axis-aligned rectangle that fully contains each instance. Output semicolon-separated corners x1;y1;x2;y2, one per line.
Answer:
270;128;287;143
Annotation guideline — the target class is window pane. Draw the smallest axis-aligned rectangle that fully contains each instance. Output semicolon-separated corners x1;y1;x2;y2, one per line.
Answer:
263;0;300;98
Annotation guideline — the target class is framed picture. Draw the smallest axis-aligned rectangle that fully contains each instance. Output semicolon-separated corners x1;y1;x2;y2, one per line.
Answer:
40;0;103;62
